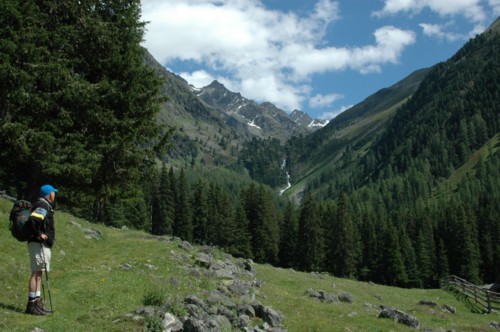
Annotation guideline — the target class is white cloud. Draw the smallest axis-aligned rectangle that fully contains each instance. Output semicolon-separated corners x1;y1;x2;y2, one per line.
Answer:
179;70;215;88
309;93;344;108
419;23;465;41
373;0;486;22
318;105;353;120
491;0;500;15
278;25;416;78
140;0;417;113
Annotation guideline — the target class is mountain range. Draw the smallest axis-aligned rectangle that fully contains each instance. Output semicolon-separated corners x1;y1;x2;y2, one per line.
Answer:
147;16;499;208
144;52;327;168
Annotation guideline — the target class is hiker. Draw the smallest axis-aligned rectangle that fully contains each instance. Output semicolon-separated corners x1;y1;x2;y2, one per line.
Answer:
25;184;58;315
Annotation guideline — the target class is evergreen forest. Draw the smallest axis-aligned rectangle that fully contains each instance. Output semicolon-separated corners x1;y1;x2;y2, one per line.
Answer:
1;1;499;289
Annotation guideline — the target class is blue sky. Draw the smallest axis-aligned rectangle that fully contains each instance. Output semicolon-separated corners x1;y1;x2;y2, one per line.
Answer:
140;0;499;120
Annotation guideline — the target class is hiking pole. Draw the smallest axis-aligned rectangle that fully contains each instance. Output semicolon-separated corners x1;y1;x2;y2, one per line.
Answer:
40;243;54;314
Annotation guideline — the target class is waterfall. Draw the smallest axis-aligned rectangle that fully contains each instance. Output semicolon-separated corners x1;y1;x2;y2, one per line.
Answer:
279;158;291;195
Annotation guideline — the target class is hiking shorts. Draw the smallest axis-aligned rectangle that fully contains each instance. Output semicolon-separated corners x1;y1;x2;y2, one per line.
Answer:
28;242;51;272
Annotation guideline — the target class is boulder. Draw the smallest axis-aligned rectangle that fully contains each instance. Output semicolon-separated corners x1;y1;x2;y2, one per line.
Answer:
441;304;456;314
339;293;353;303
163;313;183;332
195;253;213;268
378;307;420;329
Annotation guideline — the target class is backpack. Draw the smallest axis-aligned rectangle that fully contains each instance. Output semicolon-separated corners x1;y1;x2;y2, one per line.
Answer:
9;200;34;242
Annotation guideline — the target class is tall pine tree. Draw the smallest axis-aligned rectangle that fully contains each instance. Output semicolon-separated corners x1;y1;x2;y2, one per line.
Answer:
296;193;324;272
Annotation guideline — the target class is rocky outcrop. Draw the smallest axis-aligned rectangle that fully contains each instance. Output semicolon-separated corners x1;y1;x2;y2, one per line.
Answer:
128;238;286;331
378;306;420;329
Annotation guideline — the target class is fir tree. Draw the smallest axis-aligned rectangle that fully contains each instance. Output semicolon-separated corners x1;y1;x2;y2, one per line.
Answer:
191;179;209;243
296;193;324;272
174;169;192;241
279;202;298;268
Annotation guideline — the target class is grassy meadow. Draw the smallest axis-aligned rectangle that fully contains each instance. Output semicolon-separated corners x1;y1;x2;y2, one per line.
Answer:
0;197;498;331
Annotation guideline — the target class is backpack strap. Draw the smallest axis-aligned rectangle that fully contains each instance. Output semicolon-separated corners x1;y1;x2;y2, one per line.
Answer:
38;197;53;213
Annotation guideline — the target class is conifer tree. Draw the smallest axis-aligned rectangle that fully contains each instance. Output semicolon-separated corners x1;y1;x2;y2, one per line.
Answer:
296;193;324;272
325;194;360;278
228;201;253;258
358;212;379;281
150;167;162;235
242;184;280;264
379;222;408;286
206;182;223;244
174;169;192;241
158;163;174;235
279;202;298;268
455;204;482;284
191;179;209;243
436;239;450;280
0;1;166;221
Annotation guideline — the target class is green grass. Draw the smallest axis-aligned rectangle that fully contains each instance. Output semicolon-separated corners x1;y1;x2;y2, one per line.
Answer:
447;133;500;189
257;265;499;331
1;197;498;331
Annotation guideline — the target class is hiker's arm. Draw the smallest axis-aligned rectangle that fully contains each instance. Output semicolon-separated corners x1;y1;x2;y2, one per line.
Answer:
30;216;43;239
30;206;48;240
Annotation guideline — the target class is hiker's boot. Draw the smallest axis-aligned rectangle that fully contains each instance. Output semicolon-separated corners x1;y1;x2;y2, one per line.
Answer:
35;298;51;314
25;300;47;316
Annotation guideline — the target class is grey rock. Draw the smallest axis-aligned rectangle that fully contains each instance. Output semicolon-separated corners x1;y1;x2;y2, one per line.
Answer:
441;304;456;314
163;313;183;332
179;241;194;251
228;280;251;296
306;288;321;298
82;227;103;239
339;293;353;303
185;295;207;310
259;306;285;327
378;308;420;329
195;253;213;268
183;318;209;332
217;305;236;322
208;315;232;331
134;306;155;317
185;304;207;320
237;303;256;317
238;314;251;328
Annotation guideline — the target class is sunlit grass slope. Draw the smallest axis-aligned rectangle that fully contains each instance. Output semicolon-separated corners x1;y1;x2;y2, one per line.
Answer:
1;198;498;331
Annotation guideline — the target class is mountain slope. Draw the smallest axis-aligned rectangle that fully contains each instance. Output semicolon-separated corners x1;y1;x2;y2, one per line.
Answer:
196;81;318;143
0;197;497;332
284;16;500;203
145;52;324;167
282;67;431;199
145;51;239;167
372;20;500;181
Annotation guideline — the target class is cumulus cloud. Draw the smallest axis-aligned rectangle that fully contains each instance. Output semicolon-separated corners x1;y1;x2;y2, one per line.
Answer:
489;0;500;15
373;0;495;43
140;0;416;113
179;70;215;88
309;93;344;108
318;105;353;120
373;0;486;22
419;23;465;41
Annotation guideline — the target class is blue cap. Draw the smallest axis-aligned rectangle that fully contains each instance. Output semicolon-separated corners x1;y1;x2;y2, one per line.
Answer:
40;184;58;196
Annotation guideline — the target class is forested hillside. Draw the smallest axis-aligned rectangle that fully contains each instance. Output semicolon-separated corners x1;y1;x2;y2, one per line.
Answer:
278;18;500;287
0;1;166;223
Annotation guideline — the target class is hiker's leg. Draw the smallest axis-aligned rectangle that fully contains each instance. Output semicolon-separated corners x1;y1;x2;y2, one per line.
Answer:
26;270;45;315
28;270;43;293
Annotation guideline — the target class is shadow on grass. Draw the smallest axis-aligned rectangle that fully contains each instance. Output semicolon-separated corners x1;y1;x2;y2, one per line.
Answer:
0;302;24;314
443;287;485;314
